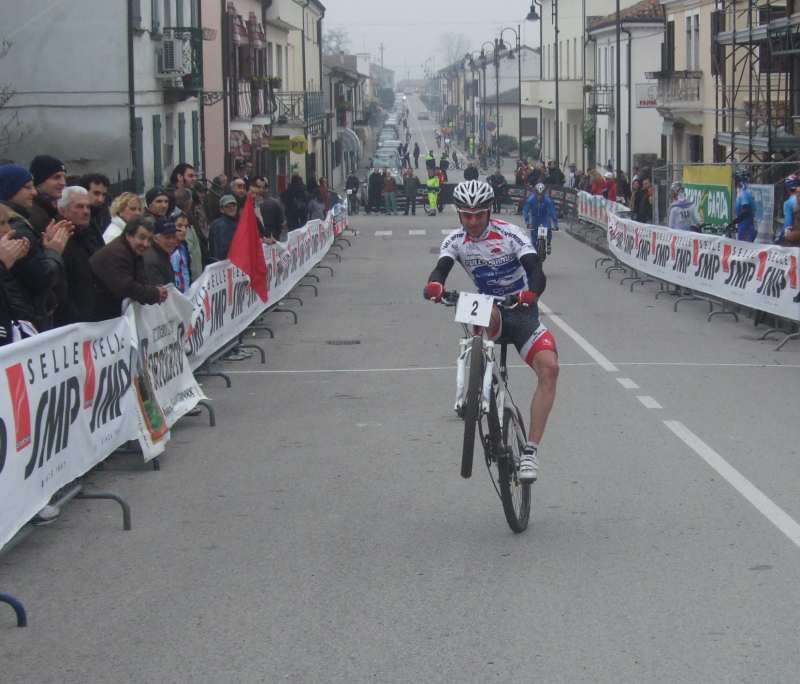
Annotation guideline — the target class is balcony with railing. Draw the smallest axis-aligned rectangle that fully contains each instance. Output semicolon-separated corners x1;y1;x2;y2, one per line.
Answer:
229;79;270;121
272;91;326;130
157;27;203;100
644;70;704;125
586;84;615;117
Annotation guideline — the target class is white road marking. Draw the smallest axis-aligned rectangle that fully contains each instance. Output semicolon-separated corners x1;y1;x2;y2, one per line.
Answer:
538;302;619;372
664;420;800;549
409;229;426;236
374;230;393;236
636;395;662;409
441;229;452;235
617;377;640;389
223;362;596;375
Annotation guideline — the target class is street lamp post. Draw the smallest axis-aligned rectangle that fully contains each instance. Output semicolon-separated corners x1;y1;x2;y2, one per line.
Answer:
615;0;622;175
479;41;494;160
498;25;523;161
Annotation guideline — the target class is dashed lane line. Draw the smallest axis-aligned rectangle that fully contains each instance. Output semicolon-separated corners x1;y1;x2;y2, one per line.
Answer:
409;229;426;236
374;230;392;236
636;395;663;409
617;377;640;389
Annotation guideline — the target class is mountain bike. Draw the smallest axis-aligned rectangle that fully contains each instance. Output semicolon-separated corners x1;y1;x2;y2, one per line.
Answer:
528;224;549;262
442;291;532;533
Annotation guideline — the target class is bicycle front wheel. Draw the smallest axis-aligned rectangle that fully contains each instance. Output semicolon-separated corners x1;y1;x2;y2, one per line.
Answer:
461;336;484;479
498;408;531;533
537;236;547;262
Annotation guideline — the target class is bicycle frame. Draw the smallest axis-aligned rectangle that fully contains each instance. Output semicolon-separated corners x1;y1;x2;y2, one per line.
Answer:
454;326;510;435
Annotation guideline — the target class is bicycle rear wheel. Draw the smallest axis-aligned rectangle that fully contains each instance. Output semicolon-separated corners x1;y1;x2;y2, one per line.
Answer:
498;408;531;533
461;336;483;479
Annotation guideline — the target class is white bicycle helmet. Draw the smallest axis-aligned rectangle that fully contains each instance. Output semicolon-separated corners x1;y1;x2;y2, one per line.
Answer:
453;180;494;210
535;182;546;194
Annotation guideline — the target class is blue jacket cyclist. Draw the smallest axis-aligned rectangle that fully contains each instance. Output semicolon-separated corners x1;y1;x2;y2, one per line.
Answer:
522;183;558;254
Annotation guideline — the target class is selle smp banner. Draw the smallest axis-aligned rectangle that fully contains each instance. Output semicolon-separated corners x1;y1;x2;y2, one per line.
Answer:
606;209;800;321
0;316;140;546
575;192;800;321
0;206;347;547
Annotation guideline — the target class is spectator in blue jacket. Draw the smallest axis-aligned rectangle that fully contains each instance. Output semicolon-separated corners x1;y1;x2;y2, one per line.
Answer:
523;182;558;255
732;171;756;242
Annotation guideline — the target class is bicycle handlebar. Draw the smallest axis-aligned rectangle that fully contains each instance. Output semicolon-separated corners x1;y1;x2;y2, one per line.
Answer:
441;290;519;308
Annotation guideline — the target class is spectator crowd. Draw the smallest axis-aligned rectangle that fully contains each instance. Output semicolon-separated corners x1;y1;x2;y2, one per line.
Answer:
0;156;341;347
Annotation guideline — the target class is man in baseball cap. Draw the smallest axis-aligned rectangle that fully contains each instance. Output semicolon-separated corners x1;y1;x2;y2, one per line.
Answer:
208;194;239;260
28;154;67;234
143;217;178;286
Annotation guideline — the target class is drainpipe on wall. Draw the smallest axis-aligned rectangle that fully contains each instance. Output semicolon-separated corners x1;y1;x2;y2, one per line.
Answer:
222;0;231;177
317;11;327;182
300;0;310;182
127;0;138;190
198;0;207;175
622;27;632;176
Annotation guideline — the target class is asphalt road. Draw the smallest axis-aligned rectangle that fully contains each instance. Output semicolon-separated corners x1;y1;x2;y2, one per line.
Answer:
2;99;800;684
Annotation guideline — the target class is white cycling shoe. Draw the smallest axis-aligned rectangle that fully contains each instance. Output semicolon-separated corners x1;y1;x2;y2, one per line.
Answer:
518;446;539;483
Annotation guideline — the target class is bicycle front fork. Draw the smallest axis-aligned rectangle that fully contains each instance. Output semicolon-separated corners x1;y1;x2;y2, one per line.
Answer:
454;338;495;415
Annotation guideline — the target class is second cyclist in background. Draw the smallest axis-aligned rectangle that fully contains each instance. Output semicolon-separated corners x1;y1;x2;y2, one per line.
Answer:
523;183;558;255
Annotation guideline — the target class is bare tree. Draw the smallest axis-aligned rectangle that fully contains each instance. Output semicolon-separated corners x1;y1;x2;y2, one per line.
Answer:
440;34;471;67
0;40;28;157
323;28;351;57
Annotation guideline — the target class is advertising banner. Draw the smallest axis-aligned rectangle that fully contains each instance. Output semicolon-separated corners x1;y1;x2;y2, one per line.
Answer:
130;289;206;461
0;317;140;547
0;207;346;547
682;165;733;229
185;212;336;370
606;208;800;321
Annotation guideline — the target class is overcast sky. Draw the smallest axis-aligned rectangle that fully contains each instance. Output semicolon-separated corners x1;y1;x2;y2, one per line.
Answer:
322;0;541;79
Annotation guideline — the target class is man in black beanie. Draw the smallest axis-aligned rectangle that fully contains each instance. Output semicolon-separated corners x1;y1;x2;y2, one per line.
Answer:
28;155;67;235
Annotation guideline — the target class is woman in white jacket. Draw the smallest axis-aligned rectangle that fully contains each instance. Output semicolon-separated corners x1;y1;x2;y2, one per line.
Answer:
103;192;143;243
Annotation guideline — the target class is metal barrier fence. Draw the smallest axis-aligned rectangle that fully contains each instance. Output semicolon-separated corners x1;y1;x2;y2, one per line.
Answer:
0;208;355;628
570;191;800;350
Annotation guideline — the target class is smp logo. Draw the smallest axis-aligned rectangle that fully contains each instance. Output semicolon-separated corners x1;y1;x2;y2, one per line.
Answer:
490;246;503;255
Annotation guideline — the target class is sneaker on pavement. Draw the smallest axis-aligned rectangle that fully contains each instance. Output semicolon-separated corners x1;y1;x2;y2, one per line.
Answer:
546;242;552;255
518;446;539;483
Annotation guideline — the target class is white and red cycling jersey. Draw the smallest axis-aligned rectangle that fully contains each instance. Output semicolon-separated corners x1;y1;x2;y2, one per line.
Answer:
440;218;537;297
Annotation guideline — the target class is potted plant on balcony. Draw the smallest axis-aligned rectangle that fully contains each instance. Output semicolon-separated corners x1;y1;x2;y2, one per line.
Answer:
268;76;282;90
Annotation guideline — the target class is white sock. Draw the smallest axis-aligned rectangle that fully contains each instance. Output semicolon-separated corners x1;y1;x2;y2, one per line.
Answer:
524;441;538;452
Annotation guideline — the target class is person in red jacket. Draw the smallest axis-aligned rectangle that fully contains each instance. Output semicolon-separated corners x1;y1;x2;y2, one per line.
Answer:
590;169;606;196
603;171;617;202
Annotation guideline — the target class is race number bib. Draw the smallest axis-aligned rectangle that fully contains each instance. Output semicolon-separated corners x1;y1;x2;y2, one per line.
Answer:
455;292;493;328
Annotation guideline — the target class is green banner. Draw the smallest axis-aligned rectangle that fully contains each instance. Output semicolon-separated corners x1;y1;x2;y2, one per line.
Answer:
682;165;732;228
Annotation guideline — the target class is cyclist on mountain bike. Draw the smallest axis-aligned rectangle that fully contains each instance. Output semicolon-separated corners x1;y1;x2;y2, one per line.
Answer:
523;182;558;255
423;180;559;483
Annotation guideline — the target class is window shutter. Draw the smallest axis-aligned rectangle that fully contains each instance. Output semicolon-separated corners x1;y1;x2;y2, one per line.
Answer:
176;0;184;26
191;111;200;169
133;117;145;193
178;112;186;163
152;114;163;186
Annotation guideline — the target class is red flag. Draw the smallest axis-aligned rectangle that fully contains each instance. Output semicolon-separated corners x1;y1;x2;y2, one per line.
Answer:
227;195;268;302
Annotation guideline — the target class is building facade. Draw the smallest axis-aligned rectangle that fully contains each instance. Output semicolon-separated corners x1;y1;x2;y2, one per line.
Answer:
587;0;665;173
648;0;718;166
4;0;203;191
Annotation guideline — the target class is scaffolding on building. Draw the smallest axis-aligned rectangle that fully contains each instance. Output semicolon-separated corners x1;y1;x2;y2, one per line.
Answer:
714;0;800;183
